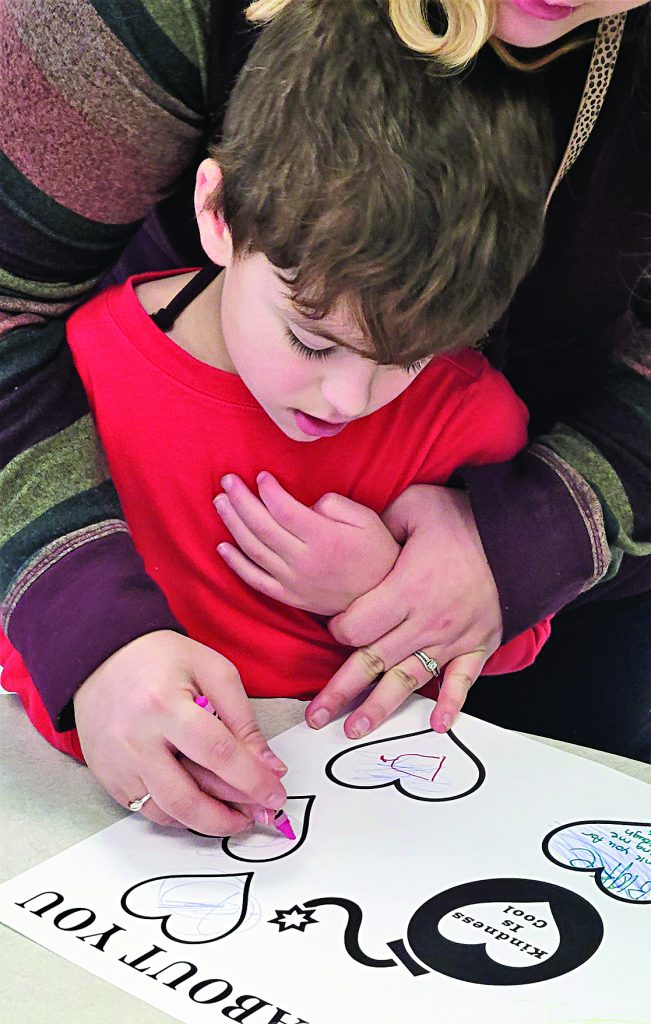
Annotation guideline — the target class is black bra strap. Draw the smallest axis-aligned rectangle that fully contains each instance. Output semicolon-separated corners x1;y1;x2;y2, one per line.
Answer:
150;263;222;331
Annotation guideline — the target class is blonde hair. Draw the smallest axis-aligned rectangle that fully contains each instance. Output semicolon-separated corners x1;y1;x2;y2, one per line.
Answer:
247;0;589;71
248;0;495;69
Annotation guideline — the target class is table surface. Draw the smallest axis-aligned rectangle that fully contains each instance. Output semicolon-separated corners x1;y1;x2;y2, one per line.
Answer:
1;693;649;1023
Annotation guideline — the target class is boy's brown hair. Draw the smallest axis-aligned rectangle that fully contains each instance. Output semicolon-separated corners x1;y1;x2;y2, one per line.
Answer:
208;0;552;364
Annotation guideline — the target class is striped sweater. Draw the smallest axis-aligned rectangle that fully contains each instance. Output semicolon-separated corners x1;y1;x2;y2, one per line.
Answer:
1;0;650;729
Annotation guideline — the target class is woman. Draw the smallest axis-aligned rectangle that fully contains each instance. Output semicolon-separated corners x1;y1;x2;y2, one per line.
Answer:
0;0;648;833
291;0;651;763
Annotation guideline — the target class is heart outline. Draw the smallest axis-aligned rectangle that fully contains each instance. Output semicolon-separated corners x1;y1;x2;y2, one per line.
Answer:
325;728;485;801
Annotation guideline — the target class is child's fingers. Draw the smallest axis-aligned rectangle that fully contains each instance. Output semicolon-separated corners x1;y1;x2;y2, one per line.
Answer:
312;491;375;528
214;494;288;575
328;572;407;649
219;474;301;559
256;471;325;543
217;542;287;602
429;650;488;733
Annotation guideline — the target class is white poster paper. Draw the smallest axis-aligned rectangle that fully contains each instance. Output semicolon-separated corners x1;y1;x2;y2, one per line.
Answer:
0;696;650;1024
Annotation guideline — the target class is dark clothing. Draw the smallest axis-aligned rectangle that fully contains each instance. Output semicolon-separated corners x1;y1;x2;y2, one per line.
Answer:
465;590;651;763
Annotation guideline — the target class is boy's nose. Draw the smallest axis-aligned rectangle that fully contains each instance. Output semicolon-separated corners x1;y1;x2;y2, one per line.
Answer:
321;363;376;420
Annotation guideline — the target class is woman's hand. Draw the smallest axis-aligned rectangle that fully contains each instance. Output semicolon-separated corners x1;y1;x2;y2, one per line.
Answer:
73;631;287;834
214;472;401;615
306;484;504;737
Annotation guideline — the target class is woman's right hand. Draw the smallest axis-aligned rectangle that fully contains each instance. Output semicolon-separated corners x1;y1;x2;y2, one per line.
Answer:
73;630;287;835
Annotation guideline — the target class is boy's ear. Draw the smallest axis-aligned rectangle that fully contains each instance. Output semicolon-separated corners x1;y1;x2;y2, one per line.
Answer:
194;158;234;267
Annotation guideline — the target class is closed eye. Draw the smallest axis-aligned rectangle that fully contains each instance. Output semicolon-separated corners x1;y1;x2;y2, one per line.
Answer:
285;327;336;361
404;359;429;375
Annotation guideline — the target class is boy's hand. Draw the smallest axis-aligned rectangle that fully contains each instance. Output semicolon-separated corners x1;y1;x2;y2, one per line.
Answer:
73;631;287;834
305;484;503;737
213;471;399;614
214;472;401;615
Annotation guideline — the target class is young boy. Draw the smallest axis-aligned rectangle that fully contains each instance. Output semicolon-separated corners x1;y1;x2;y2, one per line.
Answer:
2;0;553;823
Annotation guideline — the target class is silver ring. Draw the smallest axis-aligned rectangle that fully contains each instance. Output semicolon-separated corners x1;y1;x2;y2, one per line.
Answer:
413;650;440;677
128;793;151;812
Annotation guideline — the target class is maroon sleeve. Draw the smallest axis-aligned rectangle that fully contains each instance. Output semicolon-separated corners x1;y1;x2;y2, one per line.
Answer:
459;450;599;642
7;531;184;731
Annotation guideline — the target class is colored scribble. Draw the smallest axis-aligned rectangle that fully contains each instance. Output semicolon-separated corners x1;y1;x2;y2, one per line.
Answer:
543;821;651;904
326;727;485;801
379;752;446;783
121;873;254;943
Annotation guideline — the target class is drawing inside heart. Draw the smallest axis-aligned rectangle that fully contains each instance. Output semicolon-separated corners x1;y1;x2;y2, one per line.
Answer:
121;872;254;944
222;795;315;863
543;820;651;903
325;727;485;801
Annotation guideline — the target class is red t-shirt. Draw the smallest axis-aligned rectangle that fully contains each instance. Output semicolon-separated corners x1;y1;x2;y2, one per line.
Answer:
3;272;550;758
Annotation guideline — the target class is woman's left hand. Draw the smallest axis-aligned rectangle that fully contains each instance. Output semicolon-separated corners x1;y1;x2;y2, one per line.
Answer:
306;484;504;737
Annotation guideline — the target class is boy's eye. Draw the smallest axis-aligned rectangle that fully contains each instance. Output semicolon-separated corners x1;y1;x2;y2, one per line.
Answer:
404;359;428;375
285;327;335;361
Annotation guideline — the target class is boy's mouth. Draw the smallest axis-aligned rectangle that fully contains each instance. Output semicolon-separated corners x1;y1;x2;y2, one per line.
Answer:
293;410;349;438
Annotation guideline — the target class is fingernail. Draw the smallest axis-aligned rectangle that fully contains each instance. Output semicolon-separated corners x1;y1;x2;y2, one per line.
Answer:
252;807;273;827
434;713;452;733
221;475;234;492
263;749;287;773
349;715;371;739
213;494;227;512
308;707;330;729
266;791;285;811
257;471;270;484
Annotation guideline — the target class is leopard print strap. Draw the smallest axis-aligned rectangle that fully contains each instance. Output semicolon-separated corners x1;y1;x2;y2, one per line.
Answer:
546;11;628;209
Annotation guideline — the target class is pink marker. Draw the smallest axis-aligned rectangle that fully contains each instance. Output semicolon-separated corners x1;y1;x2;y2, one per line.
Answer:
273;810;296;840
194;695;295;840
194;694;216;715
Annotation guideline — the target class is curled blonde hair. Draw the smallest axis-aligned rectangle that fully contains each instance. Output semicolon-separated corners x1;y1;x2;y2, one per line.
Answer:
248;0;495;69
247;0;589;71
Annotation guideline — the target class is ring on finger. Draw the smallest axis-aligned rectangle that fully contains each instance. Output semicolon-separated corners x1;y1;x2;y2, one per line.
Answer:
412;650;440;677
128;792;151;812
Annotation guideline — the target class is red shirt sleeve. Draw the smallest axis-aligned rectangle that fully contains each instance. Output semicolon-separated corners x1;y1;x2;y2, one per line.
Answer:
423;353;530;476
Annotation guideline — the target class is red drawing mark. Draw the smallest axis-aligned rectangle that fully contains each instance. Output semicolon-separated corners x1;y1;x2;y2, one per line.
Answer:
379;753;446;783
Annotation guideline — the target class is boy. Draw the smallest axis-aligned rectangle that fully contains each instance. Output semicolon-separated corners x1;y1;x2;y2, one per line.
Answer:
2;0;552;829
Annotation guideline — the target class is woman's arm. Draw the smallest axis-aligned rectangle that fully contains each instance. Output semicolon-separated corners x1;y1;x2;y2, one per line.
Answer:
462;302;651;641
0;0;212;728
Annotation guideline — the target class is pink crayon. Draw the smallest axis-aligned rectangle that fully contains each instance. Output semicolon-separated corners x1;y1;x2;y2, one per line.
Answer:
194;694;216;714
194;695;295;840
273;810;296;841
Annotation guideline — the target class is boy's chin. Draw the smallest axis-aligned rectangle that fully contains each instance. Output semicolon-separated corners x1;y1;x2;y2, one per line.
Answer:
279;424;320;443
269;410;319;442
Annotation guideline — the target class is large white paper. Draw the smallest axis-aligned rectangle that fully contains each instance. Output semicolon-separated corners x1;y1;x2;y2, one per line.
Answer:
1;696;650;1024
